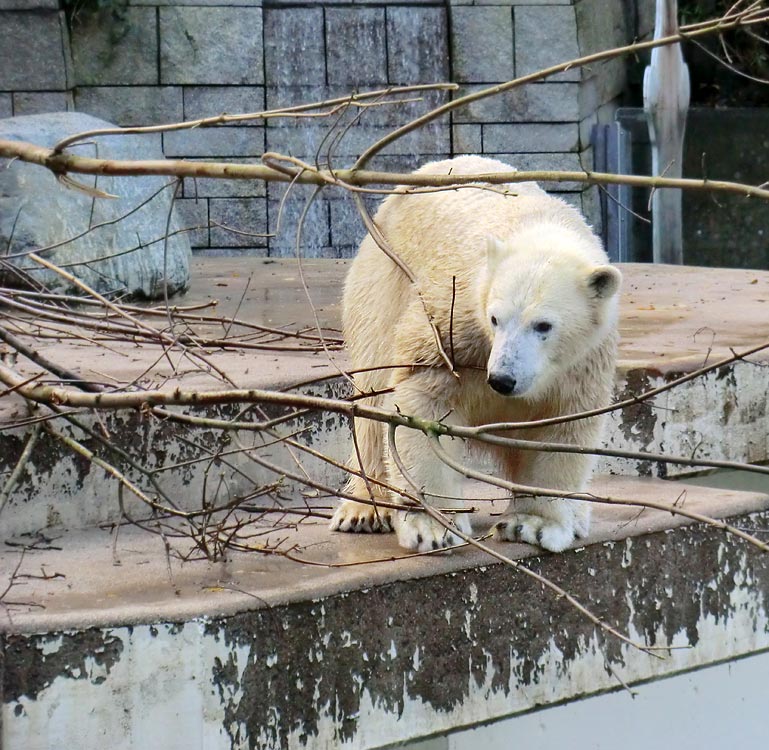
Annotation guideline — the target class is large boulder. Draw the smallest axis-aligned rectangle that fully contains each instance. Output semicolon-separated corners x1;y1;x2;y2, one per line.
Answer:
0;112;191;298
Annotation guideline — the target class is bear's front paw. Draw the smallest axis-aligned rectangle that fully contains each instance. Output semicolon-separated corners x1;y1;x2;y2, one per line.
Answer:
395;511;472;553
495;513;575;552
330;500;393;533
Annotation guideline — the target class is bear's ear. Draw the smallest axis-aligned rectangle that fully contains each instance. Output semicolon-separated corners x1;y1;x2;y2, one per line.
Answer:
485;235;508;271
586;265;622;299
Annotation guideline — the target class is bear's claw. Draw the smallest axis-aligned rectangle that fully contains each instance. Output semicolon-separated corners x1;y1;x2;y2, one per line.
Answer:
395;511;472;553
330;500;393;534
495;513;576;552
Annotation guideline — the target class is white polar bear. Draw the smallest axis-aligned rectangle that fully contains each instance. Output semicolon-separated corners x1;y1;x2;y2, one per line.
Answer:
330;155;621;553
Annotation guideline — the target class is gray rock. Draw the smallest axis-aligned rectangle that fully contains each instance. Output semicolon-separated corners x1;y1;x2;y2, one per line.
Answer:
0;112;191;298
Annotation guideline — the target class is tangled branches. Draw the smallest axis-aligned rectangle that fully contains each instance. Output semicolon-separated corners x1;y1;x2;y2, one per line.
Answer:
2;4;769;659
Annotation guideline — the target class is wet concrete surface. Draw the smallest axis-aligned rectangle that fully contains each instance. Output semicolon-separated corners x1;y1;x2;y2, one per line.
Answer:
3;259;769;417
2;474;768;634
3;259;769;748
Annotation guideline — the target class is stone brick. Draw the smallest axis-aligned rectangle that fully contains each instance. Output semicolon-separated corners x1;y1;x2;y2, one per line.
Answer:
182;159;266;199
453;124;482;154
559;192;581;207
75;87;183;127
71;8;157;86
265;86;449;132
0;11;70;90
581;183;601;231
575;0;629;102
514;4;580;83
267;184;330;255
386;7;449;85
264;8;326;87
174;198;210;248
0;0;58;8
209;198;268;248
183;87;266;125
475;0;573;4
265;120;449;159
12;91;73;117
0;94;12;119
325;8;387;86
451;7;514;83
328;194;377;257
265;85;333;111
130;0;261;5
193;246;268;257
580;57;627;111
160;7;263;85
366;152;429;175
491;150;590;190
453;83;579;123
482;122;579;153
163;126;265;157
635;0;656;39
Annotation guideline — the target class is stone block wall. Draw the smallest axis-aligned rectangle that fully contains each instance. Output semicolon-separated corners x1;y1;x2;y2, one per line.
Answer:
0;0;654;257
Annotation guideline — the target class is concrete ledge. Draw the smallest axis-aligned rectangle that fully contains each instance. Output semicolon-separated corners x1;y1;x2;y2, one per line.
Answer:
3;258;769;747
2;474;768;633
3;260;769;535
3;475;768;748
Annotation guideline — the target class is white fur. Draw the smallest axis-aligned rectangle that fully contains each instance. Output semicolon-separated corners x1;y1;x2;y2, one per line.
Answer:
330;156;621;553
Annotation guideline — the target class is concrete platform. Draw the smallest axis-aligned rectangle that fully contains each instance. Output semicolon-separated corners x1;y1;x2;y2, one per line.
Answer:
2;259;769;749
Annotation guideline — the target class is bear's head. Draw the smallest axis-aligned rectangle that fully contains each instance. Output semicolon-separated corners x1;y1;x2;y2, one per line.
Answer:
479;232;622;399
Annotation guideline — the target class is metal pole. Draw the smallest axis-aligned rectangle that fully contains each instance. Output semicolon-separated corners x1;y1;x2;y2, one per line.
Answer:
643;0;691;264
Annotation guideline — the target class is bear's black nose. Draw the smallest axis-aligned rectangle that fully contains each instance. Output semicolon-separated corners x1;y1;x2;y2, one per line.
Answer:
488;373;516;395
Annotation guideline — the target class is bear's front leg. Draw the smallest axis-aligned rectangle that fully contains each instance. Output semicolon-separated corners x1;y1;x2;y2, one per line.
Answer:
494;440;593;552
387;376;472;552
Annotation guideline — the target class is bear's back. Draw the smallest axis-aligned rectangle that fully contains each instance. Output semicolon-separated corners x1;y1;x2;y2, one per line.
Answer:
372;156;598;281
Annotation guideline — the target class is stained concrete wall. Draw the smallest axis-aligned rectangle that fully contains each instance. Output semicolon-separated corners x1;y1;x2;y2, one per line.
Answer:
0;0;655;257
5;513;769;749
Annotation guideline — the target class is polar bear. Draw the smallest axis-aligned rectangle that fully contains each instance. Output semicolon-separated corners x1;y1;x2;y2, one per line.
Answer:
330;155;621;553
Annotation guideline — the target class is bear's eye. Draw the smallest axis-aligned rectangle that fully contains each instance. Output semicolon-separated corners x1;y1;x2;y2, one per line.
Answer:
490;315;498;327
533;321;552;334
